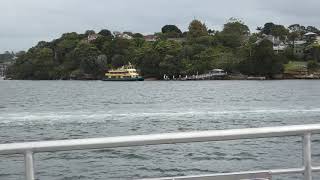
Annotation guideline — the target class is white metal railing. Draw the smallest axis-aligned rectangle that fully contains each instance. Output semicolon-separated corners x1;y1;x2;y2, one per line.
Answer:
1;124;320;180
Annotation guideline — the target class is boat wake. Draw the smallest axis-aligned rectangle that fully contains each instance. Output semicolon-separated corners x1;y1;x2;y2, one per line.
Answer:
1;108;320;125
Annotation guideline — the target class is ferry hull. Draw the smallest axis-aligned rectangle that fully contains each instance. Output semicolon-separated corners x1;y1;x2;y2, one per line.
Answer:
102;77;144;81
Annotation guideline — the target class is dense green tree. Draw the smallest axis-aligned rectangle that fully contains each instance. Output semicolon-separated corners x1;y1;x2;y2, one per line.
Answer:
218;19;250;48
85;30;96;36
306;26;320;34
7;60;34;79
260;23;288;41
288;24;303;32
155;40;182;57
71;42;101;76
193;35;216;47
288;31;300;45
307;60;319;70
288;24;306;58
239;39;283;77
288;24;306;38
261;22;275;35
161;25;182;38
101;40;113;58
135;45;161;77
271;25;289;41
111;54;127;68
112;38;132;55
192;48;216;73
306;44;320;62
188;20;208;39
92;36;112;50
96;54;109;74
162;25;182;34
55;33;80;61
140;40;183;77
132;37;145;48
159;55;182;76
210;47;241;72
9;47;56;79
98;29;112;37
132;33;144;38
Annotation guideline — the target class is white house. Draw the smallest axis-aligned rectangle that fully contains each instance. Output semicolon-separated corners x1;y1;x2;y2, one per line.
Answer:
121;34;133;40
87;34;101;42
273;43;287;54
113;31;133;40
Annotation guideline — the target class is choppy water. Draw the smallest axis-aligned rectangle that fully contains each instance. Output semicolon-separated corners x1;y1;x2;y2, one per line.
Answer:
1;80;320;180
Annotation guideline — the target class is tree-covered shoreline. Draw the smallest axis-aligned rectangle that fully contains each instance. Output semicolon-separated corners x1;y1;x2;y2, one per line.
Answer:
6;19;320;80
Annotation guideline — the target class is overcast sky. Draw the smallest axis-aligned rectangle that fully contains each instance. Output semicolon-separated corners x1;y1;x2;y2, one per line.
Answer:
1;0;320;52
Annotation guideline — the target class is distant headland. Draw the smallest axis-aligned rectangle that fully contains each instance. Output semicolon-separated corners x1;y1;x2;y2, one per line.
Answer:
2;18;320;80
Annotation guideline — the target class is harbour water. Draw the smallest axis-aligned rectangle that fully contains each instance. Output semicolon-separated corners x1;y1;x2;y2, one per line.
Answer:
1;80;320;180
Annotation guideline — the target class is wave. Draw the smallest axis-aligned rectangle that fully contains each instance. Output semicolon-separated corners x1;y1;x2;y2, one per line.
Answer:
1;108;320;124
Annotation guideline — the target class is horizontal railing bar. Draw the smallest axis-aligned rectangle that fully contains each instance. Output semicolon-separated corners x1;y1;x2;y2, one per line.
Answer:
270;167;305;175
1;124;320;155
312;166;320;172
139;168;305;180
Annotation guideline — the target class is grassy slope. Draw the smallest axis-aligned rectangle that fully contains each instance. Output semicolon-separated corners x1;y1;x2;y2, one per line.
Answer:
284;61;307;74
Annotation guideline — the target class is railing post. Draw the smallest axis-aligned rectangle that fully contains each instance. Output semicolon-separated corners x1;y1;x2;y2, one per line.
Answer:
24;150;35;180
303;133;312;180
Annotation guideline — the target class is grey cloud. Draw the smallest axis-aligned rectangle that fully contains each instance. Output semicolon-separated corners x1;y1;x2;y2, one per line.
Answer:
1;0;320;52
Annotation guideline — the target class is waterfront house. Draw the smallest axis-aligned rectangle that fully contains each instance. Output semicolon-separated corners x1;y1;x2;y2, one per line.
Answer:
290;33;320;59
293;40;307;58
113;31;121;37
273;43;287;54
144;35;157;42
120;33;133;40
317;36;320;43
264;34;282;45
259;34;289;54
87;34;101;42
0;62;11;78
114;31;133;39
305;32;318;43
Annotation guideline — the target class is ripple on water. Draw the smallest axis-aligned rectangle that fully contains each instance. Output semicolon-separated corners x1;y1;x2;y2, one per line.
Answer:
1;80;320;180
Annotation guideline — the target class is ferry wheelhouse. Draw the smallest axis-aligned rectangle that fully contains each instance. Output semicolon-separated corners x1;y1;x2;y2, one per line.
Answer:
103;63;144;81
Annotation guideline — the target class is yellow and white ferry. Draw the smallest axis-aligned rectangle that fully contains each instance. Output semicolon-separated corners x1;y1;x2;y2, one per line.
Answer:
103;63;144;81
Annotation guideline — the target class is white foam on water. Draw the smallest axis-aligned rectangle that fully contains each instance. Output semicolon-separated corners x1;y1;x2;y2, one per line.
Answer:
1;108;320;125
